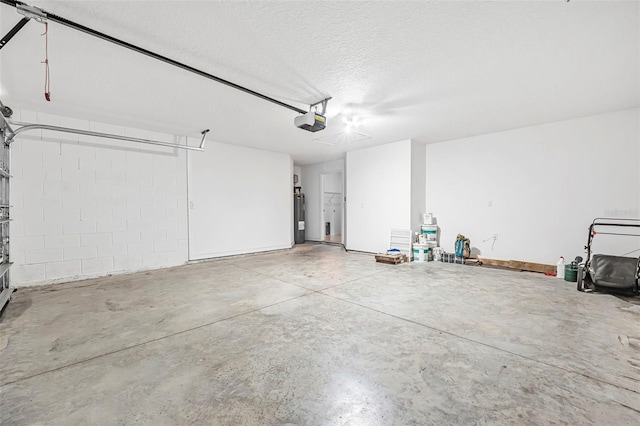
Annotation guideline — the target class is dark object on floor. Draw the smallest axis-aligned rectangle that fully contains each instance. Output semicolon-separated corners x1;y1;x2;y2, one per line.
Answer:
442;253;464;264
577;218;639;296
591;255;638;290
564;261;579;282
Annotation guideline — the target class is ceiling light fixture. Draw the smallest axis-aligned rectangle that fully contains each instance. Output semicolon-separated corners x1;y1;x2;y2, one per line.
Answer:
343;115;361;133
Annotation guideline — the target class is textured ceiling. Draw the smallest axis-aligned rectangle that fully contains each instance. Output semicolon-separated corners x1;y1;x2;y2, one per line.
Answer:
1;1;638;165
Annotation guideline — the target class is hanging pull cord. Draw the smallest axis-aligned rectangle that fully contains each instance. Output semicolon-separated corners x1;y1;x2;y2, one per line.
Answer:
41;22;51;101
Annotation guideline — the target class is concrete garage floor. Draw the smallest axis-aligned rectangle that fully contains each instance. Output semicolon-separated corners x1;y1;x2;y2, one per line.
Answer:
1;244;639;425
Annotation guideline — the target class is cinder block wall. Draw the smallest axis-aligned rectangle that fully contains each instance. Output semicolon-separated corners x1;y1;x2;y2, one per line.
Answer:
9;109;189;286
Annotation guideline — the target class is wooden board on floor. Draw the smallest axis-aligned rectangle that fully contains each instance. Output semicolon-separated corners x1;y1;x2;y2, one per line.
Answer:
478;258;511;268
479;258;555;274
519;261;556;274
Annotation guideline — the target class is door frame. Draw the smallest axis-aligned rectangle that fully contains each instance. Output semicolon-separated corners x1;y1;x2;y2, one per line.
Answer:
320;172;344;245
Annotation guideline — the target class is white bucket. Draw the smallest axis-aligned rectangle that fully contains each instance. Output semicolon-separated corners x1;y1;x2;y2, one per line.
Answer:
421;225;438;242
413;244;428;262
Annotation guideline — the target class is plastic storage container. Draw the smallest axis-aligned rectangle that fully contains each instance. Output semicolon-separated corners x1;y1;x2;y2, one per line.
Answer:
433;247;443;262
556;257;565;279
421;225;438;242
564;262;578;282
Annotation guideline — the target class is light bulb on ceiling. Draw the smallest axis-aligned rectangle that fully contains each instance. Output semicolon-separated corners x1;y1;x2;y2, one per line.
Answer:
343;115;361;133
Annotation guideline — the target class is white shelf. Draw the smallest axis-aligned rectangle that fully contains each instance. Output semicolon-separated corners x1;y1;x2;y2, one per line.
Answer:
390;228;412;258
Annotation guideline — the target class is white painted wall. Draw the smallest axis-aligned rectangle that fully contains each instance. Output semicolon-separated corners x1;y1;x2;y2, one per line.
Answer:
411;142;427;235
323;173;342;193
346;140;414;253
426;108;640;265
188;142;292;259
299;159;344;242
10;109;189;286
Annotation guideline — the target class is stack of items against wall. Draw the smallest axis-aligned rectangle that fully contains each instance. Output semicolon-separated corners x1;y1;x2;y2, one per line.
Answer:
413;213;439;262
